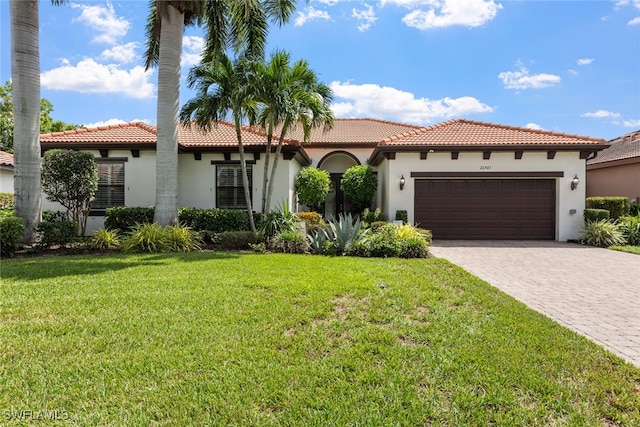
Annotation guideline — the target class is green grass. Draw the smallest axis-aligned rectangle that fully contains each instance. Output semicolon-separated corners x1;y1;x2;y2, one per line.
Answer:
610;245;640;255
1;253;639;426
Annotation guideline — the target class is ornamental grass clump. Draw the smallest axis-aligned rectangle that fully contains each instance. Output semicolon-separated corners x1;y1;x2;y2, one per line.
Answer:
165;224;202;252
619;214;640;246
90;228;121;250
580;219;625;248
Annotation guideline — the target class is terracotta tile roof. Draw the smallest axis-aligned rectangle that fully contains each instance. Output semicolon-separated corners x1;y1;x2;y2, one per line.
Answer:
178;121;284;147
379;119;607;147
0;150;14;167
587;130;640;165
40;121;157;145
282;118;422;146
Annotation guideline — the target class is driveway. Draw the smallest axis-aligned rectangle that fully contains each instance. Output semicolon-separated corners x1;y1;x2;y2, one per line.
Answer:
429;241;640;367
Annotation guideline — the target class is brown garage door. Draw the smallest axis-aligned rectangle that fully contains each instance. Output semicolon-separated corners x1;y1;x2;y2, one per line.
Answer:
414;179;555;240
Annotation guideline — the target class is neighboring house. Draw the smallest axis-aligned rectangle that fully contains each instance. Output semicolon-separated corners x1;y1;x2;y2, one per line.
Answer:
0;150;14;193
586;130;640;203
40;118;607;241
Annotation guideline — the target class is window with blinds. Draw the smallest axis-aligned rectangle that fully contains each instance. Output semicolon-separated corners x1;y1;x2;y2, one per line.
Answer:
93;162;125;212
216;165;252;209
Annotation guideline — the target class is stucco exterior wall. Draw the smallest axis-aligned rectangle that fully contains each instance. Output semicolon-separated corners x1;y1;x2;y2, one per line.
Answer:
305;147;374;169
0;167;13;193
381;150;587;241
586;162;640;203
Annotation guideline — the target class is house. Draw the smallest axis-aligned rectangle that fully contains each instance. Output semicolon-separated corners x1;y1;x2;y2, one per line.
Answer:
0;150;14;193
40;118;607;241
586;130;640;203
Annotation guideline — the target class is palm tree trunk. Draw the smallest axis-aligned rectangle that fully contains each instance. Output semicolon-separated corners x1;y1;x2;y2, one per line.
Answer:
10;0;42;244
265;123;290;214
261;123;273;212
153;4;182;226
235;120;256;232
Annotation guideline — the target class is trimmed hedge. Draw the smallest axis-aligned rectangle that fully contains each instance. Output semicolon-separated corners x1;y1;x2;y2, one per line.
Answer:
105;206;261;234
584;208;610;222
585;197;629;220
0;192;14;210
35;221;78;249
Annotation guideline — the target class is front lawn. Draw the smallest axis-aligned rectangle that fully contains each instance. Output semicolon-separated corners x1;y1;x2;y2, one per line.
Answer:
1;253;638;425
610;245;640;255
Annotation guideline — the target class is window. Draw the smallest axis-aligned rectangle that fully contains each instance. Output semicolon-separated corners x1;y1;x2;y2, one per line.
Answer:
216;164;252;209
92;161;125;213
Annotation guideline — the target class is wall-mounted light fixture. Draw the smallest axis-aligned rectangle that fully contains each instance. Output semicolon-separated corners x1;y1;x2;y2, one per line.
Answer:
400;175;406;191
570;174;579;191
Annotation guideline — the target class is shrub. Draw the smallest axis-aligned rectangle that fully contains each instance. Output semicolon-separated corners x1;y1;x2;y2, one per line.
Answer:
395;210;408;224
619;215;640;246
90;228;121;250
0;214;25;257
630;202;640;217
42;210;69;223
580;219;625;247
35;220;78;249
295;167;330;211
215;231;259;250
258;202;298;242
585;197;629;220
272;230;308;254
105;207;155;232
178;207;256;234
121;223;168;253
41;149;98;236
351;223;400;258
400;236;429;259
362;208;385;226
370;221;388;231
0;192;14;210
340;165;377;214
298;211;322;227
165;224;202;252
584;208;610;222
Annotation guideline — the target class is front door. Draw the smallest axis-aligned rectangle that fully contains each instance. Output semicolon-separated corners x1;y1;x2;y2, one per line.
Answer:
324;173;351;219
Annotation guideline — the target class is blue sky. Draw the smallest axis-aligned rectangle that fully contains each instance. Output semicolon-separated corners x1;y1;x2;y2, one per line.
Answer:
1;0;639;140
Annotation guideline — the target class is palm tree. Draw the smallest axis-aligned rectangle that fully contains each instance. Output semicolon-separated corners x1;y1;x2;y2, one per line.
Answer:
254;51;334;213
179;52;258;232
145;1;203;226
10;0;67;243
145;0;295;226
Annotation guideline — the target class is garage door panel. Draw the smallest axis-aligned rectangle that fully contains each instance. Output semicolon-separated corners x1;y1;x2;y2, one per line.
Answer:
414;179;555;240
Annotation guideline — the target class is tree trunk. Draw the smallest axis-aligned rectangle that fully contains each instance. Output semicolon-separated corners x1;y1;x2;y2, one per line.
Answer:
154;4;182;226
260;123;273;212
10;0;42;244
235;120;256;232
265;122;290;214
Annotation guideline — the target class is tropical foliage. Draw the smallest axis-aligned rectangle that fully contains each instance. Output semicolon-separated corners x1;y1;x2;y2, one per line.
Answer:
41;149;98;236
295;167;330;211
340;165;378;214
580;219;626;248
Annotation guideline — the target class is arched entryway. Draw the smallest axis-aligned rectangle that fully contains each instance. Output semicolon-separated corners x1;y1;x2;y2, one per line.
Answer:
317;151;360;218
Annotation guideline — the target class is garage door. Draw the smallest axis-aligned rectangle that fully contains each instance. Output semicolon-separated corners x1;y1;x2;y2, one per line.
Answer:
414;179;555;240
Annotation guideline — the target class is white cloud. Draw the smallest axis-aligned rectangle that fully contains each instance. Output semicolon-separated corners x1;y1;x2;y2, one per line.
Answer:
577;58;594;66
316;0;339;5
524;123;542;130
401;0;502;29
581;110;622;119
381;0;440;7
498;62;561;90
100;42;138;64
82;118;150;128
567;69;579;76
41;59;155;99
182;36;205;67
329;81;493;124
294;6;331;26
614;0;640;24
629;16;640;25
72;2;130;45
623;119;640;127
353;4;377;32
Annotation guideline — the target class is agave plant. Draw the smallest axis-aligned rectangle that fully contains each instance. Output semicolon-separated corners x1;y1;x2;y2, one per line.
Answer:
327;213;366;255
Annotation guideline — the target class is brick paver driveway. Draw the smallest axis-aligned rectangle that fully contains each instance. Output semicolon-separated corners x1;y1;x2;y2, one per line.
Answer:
430;241;640;367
